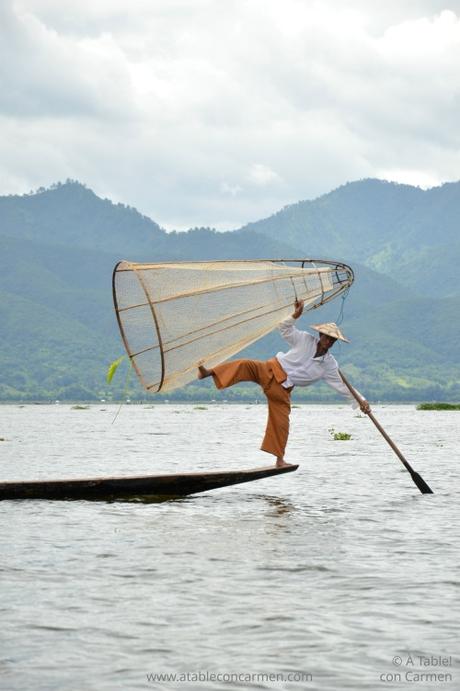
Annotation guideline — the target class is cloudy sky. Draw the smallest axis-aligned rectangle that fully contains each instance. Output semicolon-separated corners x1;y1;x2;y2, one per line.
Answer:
1;0;459;229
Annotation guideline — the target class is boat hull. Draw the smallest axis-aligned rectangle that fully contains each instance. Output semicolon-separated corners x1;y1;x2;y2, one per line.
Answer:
0;465;298;501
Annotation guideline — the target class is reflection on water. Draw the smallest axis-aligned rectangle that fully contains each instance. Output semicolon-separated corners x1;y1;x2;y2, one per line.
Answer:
260;495;297;515
0;404;459;690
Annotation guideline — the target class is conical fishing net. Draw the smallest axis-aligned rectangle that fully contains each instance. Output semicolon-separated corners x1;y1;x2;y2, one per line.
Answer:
112;259;353;393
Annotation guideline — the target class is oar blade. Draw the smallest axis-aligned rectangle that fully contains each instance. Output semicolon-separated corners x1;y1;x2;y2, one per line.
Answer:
339;368;435;496
410;471;434;495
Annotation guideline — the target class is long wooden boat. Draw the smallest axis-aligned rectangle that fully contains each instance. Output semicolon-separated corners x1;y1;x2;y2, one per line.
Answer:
0;464;298;502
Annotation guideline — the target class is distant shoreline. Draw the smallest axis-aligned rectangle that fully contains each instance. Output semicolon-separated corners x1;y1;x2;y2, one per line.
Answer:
1;400;453;407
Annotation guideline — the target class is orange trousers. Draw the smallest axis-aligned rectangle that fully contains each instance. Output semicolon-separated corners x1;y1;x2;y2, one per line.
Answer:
211;358;293;458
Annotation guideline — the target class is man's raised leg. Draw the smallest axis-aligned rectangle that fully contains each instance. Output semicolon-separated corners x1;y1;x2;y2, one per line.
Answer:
201;359;265;390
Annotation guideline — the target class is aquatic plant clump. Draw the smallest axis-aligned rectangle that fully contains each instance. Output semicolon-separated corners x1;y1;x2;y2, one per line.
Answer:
416;403;460;410
328;427;352;440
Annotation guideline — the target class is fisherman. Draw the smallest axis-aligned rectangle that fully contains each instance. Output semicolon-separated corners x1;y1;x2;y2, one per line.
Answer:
198;299;370;467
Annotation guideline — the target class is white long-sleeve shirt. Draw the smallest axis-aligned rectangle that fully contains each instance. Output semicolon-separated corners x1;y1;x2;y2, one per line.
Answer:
276;317;361;408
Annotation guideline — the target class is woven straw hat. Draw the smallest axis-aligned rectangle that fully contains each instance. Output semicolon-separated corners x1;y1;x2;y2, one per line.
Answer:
311;322;350;343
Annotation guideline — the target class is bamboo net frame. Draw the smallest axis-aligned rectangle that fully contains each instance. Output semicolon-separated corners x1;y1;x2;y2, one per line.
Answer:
112;259;354;393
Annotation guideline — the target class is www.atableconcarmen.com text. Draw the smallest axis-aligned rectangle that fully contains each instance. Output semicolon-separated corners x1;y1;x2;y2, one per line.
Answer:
146;670;313;684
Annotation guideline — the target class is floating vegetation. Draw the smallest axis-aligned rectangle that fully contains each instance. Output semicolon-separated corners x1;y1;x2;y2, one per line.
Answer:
194;406;208;410
329;427;352;440
72;405;89;410
0;437;5;441
417;403;460;410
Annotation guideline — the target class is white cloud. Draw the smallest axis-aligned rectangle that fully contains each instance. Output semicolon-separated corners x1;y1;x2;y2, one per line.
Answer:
247;164;282;186
1;0;459;229
379;169;443;188
220;181;243;197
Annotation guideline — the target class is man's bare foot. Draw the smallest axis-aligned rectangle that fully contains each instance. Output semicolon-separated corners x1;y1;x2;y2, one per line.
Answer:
198;364;212;380
276;457;293;468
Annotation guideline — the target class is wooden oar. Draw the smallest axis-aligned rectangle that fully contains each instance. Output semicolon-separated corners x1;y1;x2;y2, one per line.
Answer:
339;369;434;495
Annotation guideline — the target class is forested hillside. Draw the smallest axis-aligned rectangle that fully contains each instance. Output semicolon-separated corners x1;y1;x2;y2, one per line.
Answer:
1;180;459;401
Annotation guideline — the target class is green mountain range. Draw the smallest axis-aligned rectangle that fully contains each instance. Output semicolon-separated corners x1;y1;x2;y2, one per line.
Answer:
239;178;460;298
1;179;459;402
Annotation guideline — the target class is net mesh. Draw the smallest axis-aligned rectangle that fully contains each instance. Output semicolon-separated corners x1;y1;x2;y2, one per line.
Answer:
112;259;354;393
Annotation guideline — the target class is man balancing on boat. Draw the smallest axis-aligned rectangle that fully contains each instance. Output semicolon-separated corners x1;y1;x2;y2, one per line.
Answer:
198;299;371;468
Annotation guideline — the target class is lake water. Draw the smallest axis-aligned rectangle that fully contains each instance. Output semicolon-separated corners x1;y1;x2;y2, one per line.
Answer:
0;403;458;690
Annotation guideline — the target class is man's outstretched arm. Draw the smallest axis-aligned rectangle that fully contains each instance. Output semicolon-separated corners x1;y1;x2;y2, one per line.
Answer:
324;365;371;413
278;300;307;347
